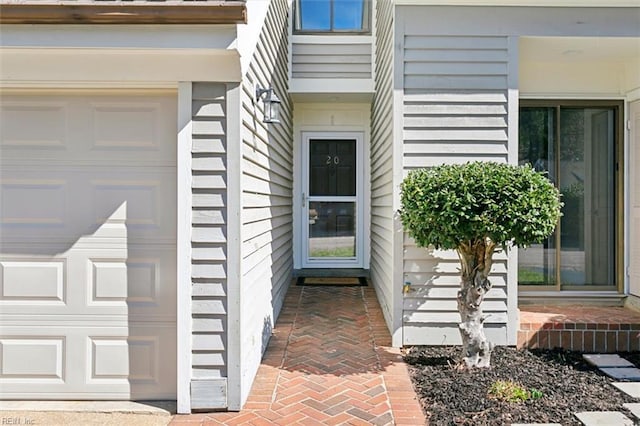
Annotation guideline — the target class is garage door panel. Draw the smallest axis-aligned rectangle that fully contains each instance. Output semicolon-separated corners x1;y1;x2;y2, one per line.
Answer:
89;171;177;240
0;94;176;165
0;177;67;227
1;324;175;399
1;328;81;393
1;166;176;244
86;250;177;318
126;248;177;317
0;336;65;380
86;326;176;398
90;101;167;151
1;259;66;303
0;92;177;400
0;99;69;150
126;324;177;399
1;250;175;318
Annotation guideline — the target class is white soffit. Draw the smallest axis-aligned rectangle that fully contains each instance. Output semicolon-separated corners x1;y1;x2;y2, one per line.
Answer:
520;37;640;63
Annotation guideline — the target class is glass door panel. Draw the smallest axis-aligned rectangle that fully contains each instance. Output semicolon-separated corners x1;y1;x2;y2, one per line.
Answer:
518;107;557;288
303;136;362;267
559;108;615;287
518;104;618;289
308;201;356;258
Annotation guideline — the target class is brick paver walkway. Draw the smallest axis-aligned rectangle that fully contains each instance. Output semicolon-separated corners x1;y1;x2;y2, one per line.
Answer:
171;284;425;425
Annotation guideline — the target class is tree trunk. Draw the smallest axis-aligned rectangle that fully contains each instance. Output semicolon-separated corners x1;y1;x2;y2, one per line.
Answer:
456;238;496;368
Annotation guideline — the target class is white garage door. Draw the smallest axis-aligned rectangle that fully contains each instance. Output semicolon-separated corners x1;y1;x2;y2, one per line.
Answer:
0;91;177;400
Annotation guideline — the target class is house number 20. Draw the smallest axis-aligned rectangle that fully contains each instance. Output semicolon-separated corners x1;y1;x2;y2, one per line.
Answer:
326;155;340;165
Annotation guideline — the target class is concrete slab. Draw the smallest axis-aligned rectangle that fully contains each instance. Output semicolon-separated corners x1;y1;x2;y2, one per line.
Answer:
0;401;175;414
623;403;640;420
0;411;171;426
613;382;640;398
583;354;634;368
574;411;634;426
600;367;640;381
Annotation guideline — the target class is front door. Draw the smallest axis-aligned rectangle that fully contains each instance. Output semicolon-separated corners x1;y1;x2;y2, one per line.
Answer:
302;133;363;268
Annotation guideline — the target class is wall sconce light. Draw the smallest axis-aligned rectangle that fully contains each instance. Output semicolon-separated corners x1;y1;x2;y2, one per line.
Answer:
255;85;281;124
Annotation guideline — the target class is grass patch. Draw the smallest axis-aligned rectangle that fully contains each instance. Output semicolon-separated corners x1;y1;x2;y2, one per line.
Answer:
310;247;355;257
518;268;547;284
488;380;543;403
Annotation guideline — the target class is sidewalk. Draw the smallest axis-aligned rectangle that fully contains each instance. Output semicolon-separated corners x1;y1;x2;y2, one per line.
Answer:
171;284;426;425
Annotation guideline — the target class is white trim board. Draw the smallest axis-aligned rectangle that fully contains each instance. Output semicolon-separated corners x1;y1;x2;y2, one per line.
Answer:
300;132;365;269
176;82;193;414
0;49;241;85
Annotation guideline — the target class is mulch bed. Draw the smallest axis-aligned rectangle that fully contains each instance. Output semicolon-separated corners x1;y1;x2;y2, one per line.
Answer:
404;346;639;425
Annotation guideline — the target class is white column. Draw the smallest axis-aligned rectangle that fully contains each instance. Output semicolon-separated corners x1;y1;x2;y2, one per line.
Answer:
177;82;193;414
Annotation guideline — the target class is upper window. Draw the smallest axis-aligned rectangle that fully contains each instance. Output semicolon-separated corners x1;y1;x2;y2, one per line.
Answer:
294;0;371;33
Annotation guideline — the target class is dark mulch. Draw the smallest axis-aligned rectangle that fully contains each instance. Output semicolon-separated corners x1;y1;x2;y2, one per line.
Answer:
404;346;640;425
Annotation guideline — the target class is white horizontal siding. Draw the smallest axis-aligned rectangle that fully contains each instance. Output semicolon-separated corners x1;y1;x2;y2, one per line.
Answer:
403;324;508;346
370;0;398;344
190;83;229;406
401;34;511;345
402;35;509;171
238;0;293;409
291;37;373;79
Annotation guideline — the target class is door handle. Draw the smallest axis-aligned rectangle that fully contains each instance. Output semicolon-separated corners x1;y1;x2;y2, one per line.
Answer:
302;192;306;207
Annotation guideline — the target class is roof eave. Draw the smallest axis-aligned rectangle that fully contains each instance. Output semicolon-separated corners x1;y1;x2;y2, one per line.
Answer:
0;2;247;25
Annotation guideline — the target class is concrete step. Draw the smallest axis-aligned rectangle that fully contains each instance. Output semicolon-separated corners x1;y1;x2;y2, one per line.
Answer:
574;411;634;425
583;354;634;368
511;424;562;426
0;401;175;414
613;382;640;398
600;367;640;380
623;403;640;420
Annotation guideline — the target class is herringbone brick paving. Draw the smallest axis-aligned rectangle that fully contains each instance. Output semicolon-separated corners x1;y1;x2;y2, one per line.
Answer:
171;284;425;425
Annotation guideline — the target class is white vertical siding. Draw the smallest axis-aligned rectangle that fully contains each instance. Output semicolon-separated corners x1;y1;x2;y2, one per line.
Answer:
400;29;512;345
189;83;229;409
239;0;293;407
369;0;397;340
291;36;373;79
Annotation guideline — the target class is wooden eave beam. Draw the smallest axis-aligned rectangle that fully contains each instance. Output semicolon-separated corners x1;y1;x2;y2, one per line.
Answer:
0;2;247;25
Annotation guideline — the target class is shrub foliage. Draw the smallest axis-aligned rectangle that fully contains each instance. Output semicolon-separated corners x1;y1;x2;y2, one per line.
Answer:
399;162;562;250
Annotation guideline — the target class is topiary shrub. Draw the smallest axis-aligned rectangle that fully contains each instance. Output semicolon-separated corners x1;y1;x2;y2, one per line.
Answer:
399;161;561;368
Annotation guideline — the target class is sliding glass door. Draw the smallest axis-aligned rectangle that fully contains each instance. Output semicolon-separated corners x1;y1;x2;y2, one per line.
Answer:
518;101;622;290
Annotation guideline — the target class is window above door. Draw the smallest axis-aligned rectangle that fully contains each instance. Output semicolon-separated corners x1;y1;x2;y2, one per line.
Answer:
294;0;371;33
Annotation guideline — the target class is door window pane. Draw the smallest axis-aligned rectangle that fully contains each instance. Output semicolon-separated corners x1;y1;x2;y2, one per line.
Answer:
518;104;617;288
308;202;356;258
309;139;356;196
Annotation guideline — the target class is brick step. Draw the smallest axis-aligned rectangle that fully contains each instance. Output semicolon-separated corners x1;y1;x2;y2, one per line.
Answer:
518;306;640;352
